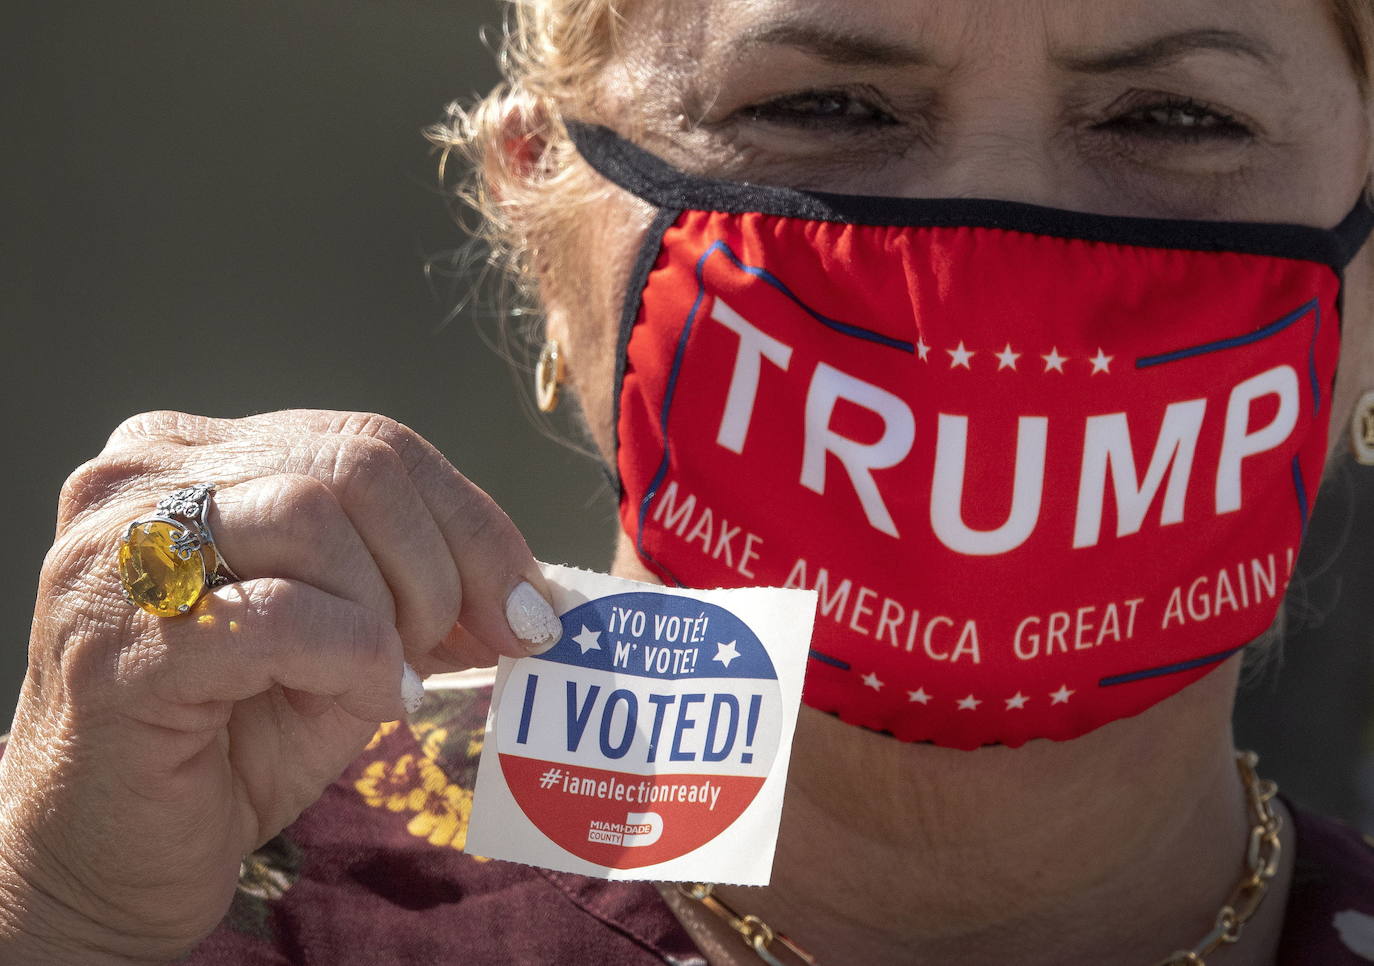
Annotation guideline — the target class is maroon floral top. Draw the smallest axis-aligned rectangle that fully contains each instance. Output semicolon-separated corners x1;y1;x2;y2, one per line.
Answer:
6;685;1373;963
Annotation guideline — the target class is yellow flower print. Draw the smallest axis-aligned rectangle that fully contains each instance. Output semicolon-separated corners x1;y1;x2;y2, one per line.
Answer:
354;754;427;812
465;725;485;759
363;719;402;751
414;724;449;762
352;737;488;860
403;759;471;847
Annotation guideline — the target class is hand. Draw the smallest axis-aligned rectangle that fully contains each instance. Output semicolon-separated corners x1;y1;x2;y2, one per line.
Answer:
0;410;563;963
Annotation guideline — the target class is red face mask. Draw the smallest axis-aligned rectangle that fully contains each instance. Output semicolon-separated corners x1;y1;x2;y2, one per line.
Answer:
570;122;1374;750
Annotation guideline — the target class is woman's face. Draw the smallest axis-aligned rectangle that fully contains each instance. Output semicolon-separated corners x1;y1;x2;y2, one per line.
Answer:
549;0;1374;462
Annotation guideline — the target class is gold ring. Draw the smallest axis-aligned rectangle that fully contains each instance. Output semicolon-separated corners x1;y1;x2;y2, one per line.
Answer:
118;482;240;617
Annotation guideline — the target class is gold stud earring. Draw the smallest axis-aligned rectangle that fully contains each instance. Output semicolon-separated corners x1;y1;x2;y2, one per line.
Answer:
535;339;564;413
1353;390;1374;465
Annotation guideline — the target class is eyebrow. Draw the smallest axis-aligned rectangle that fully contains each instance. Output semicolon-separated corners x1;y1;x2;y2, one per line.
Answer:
1055;28;1278;73
730;22;933;67
727;23;1277;75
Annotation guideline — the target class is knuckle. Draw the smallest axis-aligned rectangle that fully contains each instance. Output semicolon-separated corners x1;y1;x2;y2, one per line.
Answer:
40;523;122;611
326;434;406;496
340;412;430;473
440;484;521;552
238;577;390;667
56;455;167;531
42;523;106;585
342;606;393;668
236;575;299;621
270;473;341;533
33;530;138;688
58;457;132;523
458;500;501;544
106;410;215;448
346;412;413;446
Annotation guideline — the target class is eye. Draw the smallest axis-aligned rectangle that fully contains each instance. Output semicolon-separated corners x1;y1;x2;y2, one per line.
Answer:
1094;96;1252;142
740;88;897;129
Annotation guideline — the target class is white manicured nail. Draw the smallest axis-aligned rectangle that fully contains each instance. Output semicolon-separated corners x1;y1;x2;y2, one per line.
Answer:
506;581;562;653
401;662;425;714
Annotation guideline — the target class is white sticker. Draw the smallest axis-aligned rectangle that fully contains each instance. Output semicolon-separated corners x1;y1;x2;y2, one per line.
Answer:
466;563;817;884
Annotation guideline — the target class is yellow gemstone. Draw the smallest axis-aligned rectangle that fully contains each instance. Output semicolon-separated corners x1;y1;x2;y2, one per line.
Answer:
118;521;206;617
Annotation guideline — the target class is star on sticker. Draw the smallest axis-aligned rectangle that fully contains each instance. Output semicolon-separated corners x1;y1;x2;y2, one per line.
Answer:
862;672;884;691
916;338;931;361
1050;684;1075;705
947;341;975;369
572;625;602;654
713;640;741;668
1005;692;1030;710
1089;348;1114;374
956;694;981;710
995;343;1021;370
907;687;931;704
1042;347;1067;373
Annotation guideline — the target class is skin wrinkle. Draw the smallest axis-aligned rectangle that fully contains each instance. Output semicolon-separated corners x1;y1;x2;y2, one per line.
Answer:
603;1;1362;216
478;0;1374;962
1053;28;1281;73
728;23;935;68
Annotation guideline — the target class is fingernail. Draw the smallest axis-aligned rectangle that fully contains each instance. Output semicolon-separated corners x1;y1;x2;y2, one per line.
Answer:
401;662;425;714
505;581;563;653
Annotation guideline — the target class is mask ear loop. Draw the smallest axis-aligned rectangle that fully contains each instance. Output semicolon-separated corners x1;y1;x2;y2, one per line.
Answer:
1328;195;1374;268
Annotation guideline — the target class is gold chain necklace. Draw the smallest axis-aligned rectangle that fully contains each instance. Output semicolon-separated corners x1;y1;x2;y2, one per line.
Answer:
678;750;1282;966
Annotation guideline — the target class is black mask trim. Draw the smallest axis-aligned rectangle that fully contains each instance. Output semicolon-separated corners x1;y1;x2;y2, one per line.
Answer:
567;120;1374;271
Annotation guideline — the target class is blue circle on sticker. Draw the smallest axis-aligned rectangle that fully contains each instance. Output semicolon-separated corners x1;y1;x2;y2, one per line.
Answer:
537;592;776;681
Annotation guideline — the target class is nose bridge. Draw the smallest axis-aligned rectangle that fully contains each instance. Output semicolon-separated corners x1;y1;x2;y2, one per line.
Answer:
897;19;1066;208
926;89;1064;206
916;1;1067;206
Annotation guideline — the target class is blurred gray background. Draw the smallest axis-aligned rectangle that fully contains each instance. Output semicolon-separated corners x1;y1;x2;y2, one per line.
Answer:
3;1;617;704
4;1;1372;829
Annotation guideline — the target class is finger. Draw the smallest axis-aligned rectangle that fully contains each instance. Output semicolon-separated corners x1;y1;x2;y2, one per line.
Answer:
282;688;337;718
271;411;561;657
206;433;460;662
148;577;406;723
104;415;464;665
410;622;504;675
298;432;462;657
101;410;561;659
214;411;561;658
209;474;396;624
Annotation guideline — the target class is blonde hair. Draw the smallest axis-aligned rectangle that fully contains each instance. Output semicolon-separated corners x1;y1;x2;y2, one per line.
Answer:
426;0;635;315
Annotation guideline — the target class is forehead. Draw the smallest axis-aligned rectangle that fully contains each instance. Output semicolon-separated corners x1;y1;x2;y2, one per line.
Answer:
623;0;1347;73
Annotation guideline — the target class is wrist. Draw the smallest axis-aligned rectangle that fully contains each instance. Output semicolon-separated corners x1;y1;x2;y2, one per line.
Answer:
0;860;170;966
0;834;171;966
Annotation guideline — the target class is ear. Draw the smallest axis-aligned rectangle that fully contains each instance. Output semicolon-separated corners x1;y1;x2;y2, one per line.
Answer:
543;303;572;355
482;94;554;202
